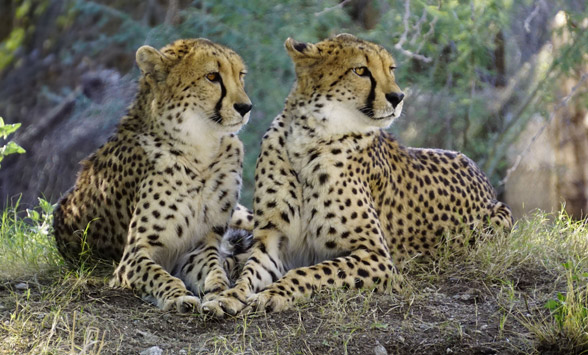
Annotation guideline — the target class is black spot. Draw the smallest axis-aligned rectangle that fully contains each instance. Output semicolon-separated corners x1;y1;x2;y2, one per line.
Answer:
280;212;290;223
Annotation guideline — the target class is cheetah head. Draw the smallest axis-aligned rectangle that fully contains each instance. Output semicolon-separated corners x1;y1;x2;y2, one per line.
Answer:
136;39;252;138
285;34;404;134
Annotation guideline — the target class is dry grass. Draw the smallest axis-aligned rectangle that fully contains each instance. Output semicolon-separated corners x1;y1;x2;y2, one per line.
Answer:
0;202;587;354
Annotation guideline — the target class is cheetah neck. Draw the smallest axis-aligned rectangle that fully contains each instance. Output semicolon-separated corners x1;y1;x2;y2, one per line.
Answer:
284;105;378;174
287;96;382;139
284;97;378;148
125;83;225;169
123;83;153;123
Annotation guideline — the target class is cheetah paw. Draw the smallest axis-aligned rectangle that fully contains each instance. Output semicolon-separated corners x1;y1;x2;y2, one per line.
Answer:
201;293;247;318
161;295;201;313
244;291;291;314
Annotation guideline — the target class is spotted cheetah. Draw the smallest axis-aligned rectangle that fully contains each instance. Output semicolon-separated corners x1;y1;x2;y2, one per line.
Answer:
202;34;513;316
53;39;254;312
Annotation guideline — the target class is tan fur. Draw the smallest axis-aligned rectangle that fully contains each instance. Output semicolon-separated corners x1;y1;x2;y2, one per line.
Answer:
202;34;512;316
53;39;254;312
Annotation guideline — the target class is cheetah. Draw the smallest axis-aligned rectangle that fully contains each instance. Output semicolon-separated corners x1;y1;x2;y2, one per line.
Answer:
53;38;254;312
202;34;513;316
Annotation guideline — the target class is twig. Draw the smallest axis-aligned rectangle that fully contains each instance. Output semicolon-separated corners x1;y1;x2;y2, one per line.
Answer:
396;0;410;48
415;16;438;54
394;46;433;63
499;72;588;186
164;0;179;25
314;0;352;17
524;1;546;33
410;7;428;45
395;0;433;63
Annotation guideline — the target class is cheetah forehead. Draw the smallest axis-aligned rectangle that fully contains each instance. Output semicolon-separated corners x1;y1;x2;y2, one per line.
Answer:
317;35;395;67
160;38;246;70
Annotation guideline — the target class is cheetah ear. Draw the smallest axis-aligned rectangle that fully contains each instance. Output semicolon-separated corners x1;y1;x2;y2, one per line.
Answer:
284;38;321;62
334;33;358;41
136;45;168;82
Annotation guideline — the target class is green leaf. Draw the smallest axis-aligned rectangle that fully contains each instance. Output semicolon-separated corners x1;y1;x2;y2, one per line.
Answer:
370;322;389;329
545;299;560;311
0;141;26;156
26;209;40;222
0;122;22;139
425;5;449;19
37;198;55;214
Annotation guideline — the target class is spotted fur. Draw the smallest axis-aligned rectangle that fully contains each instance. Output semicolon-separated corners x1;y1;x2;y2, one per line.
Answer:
202;34;512;316
53;39;254;312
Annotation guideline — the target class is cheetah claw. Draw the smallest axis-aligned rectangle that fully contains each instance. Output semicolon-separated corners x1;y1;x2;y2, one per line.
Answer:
161;295;201;313
201;294;246;318
245;291;291;314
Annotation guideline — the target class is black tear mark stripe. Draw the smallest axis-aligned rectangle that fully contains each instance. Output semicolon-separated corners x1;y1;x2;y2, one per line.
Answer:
359;69;376;118
211;69;226;124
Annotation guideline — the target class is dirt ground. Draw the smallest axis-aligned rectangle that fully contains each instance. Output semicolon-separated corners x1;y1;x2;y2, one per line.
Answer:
0;266;554;355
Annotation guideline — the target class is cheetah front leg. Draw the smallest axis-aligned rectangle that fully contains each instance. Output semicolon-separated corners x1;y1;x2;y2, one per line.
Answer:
112;244;199;313
173;227;231;301
201;228;291;316
246;248;403;313
110;178;204;313
247;186;404;313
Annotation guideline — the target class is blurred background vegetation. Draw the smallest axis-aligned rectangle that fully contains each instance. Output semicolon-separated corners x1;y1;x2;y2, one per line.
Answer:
0;0;586;218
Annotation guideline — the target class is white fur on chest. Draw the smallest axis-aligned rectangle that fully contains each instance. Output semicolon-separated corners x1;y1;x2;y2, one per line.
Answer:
141;134;242;269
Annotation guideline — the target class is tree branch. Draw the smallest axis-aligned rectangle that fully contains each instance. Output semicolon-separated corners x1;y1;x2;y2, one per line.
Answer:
394;0;433;63
314;0;352;17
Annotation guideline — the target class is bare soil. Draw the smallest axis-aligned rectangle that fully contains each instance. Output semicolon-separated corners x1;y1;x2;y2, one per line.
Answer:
1;266;552;354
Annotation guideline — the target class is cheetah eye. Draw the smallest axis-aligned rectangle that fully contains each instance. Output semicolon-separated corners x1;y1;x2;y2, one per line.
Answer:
206;72;220;82
352;66;369;77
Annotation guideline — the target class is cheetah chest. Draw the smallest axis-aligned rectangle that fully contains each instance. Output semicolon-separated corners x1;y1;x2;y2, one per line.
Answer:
144;149;242;267
284;128;372;266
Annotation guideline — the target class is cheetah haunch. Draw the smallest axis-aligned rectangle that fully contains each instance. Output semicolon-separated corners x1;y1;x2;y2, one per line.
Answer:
202;34;513;316
53;39;254;312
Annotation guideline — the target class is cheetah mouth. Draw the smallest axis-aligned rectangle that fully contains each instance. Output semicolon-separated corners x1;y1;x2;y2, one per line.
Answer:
372;113;395;121
223;120;245;128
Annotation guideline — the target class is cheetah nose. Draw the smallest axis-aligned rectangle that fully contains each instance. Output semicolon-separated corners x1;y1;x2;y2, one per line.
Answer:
234;103;252;117
385;92;405;109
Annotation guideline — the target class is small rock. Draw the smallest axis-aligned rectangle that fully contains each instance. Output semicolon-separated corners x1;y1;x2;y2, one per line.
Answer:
480;324;488;330
135;330;158;343
15;282;29;290
446;348;454;354
374;341;387;355
452;293;471;301
140;346;163;355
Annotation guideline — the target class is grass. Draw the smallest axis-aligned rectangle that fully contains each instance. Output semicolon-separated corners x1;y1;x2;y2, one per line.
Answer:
0;200;587;354
0;198;61;277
